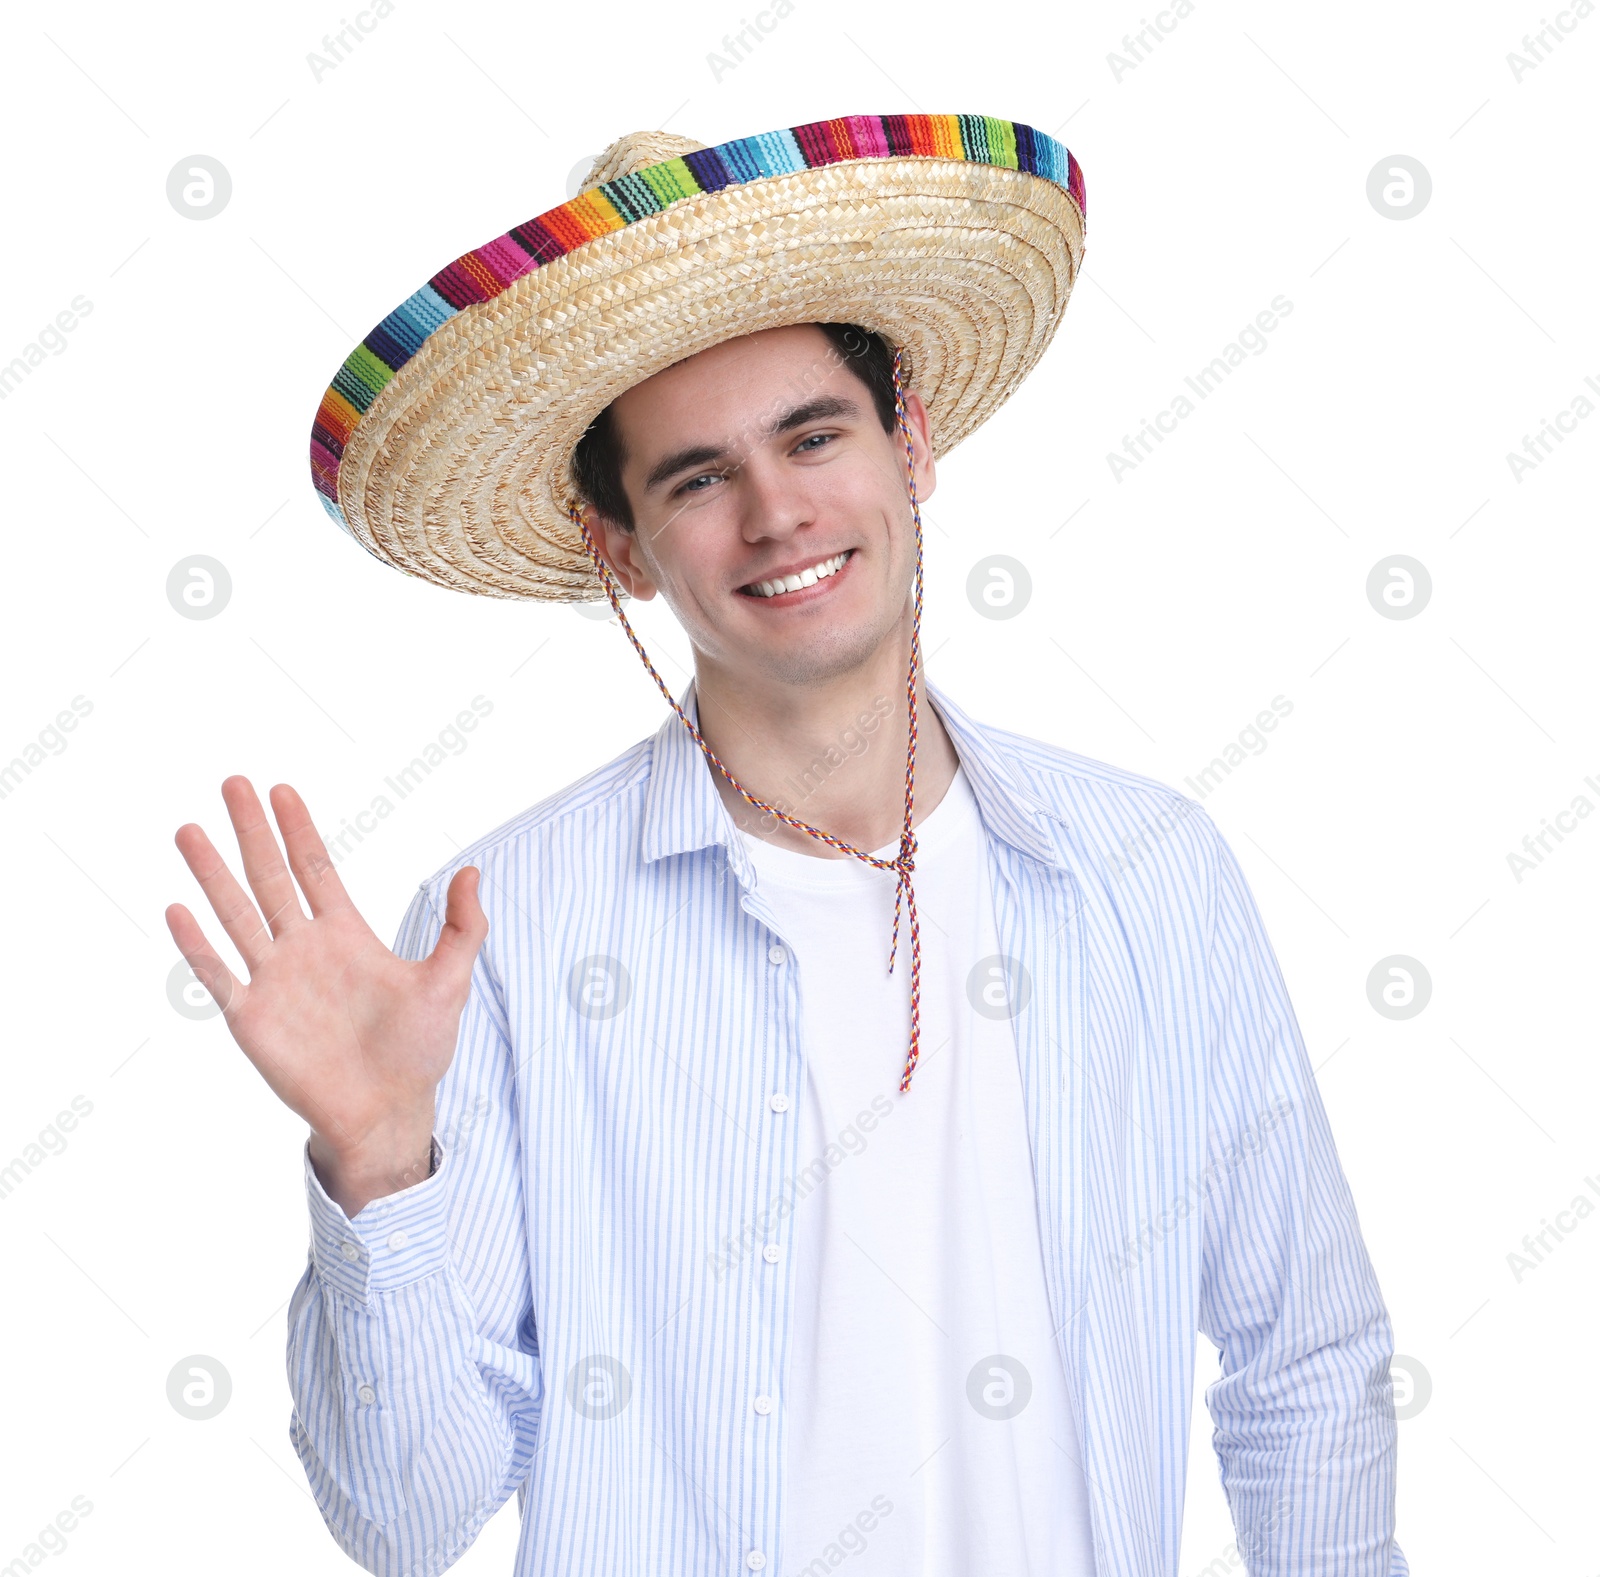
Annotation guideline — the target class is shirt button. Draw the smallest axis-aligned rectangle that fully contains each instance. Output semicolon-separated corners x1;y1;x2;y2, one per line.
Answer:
340;1241;361;1262
753;1395;774;1415
768;1093;790;1114
746;1554;767;1572
762;1243;781;1264
387;1230;409;1251
357;1384;376;1405
767;944;786;965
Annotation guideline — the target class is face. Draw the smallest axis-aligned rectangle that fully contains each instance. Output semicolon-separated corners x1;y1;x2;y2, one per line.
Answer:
582;324;936;689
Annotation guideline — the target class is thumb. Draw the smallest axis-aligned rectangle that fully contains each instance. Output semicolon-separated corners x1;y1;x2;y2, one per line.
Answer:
425;865;490;989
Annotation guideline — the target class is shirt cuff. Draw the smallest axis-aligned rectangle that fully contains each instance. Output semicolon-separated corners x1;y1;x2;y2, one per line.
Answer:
304;1135;453;1306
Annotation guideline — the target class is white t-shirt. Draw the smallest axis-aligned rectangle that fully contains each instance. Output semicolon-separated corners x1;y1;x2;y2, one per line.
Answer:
738;765;1098;1577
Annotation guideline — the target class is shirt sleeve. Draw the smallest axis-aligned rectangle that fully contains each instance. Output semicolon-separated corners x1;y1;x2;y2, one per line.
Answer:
1194;815;1409;1576
285;878;543;1575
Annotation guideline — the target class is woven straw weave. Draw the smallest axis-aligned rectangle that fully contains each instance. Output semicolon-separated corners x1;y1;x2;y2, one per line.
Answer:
318;117;1086;602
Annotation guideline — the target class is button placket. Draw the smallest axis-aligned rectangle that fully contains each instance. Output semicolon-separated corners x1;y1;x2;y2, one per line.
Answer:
746;916;796;1577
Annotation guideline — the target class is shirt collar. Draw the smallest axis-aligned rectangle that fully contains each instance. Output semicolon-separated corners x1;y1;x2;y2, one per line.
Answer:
639;674;1066;875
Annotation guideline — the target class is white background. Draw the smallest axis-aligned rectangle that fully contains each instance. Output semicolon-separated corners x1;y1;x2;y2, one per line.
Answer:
1;0;1594;1571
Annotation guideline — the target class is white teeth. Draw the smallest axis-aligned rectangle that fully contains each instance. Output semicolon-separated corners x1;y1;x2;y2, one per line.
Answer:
745;551;850;597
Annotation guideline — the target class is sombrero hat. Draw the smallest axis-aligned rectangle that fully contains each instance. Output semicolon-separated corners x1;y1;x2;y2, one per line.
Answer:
308;112;1087;603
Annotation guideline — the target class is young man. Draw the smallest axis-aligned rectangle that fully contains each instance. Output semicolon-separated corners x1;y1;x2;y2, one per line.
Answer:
167;117;1407;1575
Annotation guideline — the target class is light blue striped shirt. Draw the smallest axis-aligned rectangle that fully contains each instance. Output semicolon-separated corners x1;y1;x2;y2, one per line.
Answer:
287;676;1408;1576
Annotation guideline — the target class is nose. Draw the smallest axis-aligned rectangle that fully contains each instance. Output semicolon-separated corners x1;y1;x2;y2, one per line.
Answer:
736;447;815;545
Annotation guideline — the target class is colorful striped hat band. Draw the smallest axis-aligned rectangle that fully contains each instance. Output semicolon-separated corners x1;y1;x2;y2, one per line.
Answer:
570;346;930;1090
308;113;1086;602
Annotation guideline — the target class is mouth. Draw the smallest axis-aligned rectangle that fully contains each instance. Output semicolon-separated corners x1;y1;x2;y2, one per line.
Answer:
736;548;856;602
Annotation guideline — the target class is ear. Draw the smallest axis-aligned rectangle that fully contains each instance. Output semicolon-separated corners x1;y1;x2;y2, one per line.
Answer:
899;390;937;505
582;503;659;602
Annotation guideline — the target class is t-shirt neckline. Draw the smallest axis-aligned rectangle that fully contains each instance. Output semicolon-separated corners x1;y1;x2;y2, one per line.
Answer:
736;763;975;890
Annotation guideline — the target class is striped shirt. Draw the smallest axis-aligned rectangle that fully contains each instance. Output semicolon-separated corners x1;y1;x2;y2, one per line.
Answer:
286;675;1409;1577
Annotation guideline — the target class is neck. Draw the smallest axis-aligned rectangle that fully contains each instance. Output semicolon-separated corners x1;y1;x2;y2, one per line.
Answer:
690;612;960;859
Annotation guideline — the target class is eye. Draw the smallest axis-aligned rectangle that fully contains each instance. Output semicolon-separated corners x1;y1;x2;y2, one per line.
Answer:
673;433;836;495
675;469;725;497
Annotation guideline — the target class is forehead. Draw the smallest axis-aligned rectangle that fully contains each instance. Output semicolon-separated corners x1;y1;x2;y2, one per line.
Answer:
612;324;847;427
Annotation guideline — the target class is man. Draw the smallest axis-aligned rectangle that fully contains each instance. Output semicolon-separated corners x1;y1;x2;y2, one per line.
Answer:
167;116;1407;1575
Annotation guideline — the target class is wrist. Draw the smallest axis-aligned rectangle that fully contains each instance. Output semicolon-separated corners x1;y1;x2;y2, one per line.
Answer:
309;1115;436;1216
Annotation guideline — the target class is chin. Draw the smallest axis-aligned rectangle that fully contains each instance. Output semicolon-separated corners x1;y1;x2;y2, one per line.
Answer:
747;621;889;687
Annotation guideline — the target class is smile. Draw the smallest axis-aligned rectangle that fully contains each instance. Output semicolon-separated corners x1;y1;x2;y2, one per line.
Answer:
737;549;854;599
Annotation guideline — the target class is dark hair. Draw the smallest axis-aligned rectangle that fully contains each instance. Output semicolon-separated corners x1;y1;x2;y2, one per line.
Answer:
569;322;900;532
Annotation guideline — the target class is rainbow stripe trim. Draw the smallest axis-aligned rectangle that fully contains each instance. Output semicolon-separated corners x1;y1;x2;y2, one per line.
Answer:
310;114;1085;531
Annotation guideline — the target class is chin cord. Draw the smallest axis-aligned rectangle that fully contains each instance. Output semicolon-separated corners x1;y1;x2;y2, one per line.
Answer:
567;347;927;1092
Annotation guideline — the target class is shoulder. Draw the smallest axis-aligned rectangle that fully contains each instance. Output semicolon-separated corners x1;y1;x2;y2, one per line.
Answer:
408;730;656;908
957;699;1207;830
957;703;1226;899
980;709;1190;810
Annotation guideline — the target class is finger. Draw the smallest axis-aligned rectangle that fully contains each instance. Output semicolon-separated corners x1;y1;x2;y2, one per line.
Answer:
173;821;276;972
220;776;307;937
269;782;355;920
424;866;490;993
164;902;247;1017
166;904;351;1145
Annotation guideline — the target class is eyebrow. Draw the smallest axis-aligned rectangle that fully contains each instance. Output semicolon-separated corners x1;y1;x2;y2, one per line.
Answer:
641;395;864;494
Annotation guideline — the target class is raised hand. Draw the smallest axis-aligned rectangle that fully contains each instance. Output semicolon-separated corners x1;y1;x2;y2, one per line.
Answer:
166;776;488;1216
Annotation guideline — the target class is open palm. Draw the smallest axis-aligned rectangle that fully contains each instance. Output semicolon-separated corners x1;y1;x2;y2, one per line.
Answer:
166;776;488;1187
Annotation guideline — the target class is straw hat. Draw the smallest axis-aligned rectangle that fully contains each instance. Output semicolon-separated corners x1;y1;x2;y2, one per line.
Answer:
308;113;1087;603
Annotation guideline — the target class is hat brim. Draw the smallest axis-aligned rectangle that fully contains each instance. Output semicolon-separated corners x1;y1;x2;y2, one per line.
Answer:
311;115;1086;602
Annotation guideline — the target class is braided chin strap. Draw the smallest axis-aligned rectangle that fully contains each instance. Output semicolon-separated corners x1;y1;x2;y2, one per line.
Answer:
567;347;928;1092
